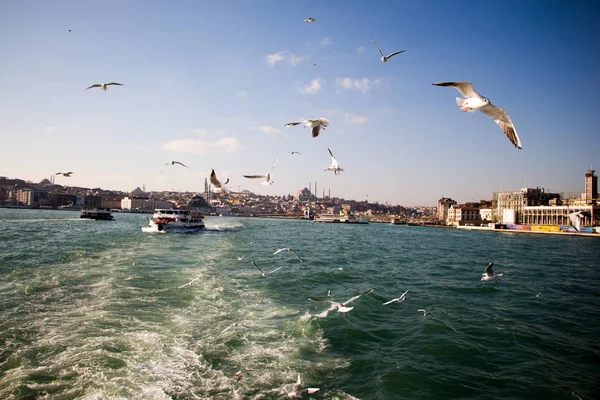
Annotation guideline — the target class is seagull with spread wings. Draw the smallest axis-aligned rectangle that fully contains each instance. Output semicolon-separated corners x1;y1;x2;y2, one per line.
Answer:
383;289;410;305
85;82;123;91
418;309;435;318
210;169;229;192
432;82;522;149
273;248;303;262
324;146;344;175
285;118;329;138
304;17;316;23
55;171;74;177
288;374;320;399
308;288;373;318
250;260;282;277
243;157;278;185
481;262;503;283
158;161;189;174
372;39;406;63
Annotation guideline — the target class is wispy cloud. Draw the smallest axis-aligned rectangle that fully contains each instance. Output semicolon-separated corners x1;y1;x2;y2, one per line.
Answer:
344;113;368;124
236;90;248;97
337;78;380;93
298;79;324;94
266;51;304;67
251;126;281;135
162;138;241;155
357;46;366;54
318;37;333;47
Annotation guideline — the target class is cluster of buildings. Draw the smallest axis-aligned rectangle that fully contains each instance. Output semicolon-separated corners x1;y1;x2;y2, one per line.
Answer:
437;170;599;230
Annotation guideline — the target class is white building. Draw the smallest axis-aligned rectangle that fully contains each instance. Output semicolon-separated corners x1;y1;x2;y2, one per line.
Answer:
121;197;173;211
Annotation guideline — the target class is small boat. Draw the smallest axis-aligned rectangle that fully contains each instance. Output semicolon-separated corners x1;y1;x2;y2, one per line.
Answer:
142;209;205;233
390;217;406;225
80;208;114;221
314;210;369;224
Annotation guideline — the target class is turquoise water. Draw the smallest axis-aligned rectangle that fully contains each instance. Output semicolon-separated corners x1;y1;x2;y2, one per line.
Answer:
0;208;599;400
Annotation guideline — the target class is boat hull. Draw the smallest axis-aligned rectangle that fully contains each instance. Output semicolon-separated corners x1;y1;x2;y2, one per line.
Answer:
142;209;205;233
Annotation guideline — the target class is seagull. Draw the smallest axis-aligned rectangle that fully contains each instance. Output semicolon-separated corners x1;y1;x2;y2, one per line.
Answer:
536;292;542;298
237;255;247;261
85;82;123;91
432;82;522;149
304;17;316;23
327;289;332;297
285;118;329;138
308;288;373;318
220;323;250;334
324;146;344;175
273;248;303;262
243;157;278;185
569;210;590;232
283;151;301;155
55;171;74;177
481;262;503;283
372;39;406;63
383;289;410;305
288;374;320;399
418;309;435;318
158;161;189;174
210;169;229;192
250;260;282;277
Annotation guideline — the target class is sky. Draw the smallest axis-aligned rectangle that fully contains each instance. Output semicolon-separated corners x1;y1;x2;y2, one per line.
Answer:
0;1;598;206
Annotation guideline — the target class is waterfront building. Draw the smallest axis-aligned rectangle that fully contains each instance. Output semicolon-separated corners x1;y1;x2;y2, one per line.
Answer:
585;169;598;204
121;197;174;211
437;197;457;224
493;188;560;224
447;205;482;226
522;205;599;227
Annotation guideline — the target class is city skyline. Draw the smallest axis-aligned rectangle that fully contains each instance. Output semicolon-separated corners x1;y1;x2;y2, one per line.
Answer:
1;1;598;206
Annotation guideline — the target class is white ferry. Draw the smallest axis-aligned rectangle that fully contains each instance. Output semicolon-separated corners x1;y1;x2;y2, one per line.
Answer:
142;209;205;233
314;210;370;224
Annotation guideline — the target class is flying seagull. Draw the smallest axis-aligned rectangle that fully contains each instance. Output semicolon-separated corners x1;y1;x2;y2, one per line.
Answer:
288;374;320;399
432;82;522;149
55;171;74;177
85;82;123;91
273;248;303;262
237;255;247;261
220;322;250;334
283;151;301;155
304;17;316;23
250;260;282;277
383;289;410;305
308;288;374;318
418;309;435;318
285;118;329;138
569;210;590;232
210;169;229;192
243;157;278;185
324;146;344;175
481;262;503;283
372;39;406;63
158;161;189;174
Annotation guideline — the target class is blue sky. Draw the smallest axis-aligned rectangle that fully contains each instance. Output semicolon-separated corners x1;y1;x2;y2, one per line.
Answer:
1;1;598;206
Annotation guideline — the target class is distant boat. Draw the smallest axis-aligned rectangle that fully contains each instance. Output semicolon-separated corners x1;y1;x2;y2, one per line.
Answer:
390;217;406;225
80;208;114;221
142;209;205;233
59;203;81;211
314;209;369;224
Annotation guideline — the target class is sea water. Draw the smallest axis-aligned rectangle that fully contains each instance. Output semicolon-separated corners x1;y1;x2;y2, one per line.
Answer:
0;208;598;399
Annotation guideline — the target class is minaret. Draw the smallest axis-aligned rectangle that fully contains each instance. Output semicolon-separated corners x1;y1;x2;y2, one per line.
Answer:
315;181;318;200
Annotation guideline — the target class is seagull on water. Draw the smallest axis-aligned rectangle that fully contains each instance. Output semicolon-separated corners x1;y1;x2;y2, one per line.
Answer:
210;169;229;192
481;262;503;283
308;288;373;318
220;322;250;334
251;260;282;277
286;118;329;138
418;309;435;318
158;161;189;174
55;171;74;177
288;374;320;399
304;17;316;23
273;248;303;262
432;82;522;149
85;82;123;91
383;289;410;305
324;146;344;175
243;157;278;185
372;39;406;63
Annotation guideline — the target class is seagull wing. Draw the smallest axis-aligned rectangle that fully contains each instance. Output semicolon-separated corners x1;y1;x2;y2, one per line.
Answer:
327;146;335;158
105;82;123;86
400;289;410;300
250;260;265;275
385;50;406;59
273;248;290;255
383;298;400;305
243;175;267;179
267;266;282;275
220;324;233;334
343;288;374;305
432;82;482;99
158;162;171;174
372;39;385;58
285;122;302;127
304;388;320;394
311;125;323;138
210;169;221;187
290;249;303;262
174;161;189;168
484;262;495;276
86;84;102;90
268;157;279;173
479;104;522;149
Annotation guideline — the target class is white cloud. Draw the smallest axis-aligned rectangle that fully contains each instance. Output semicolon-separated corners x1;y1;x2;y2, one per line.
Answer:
251;126;281;135
337;77;380;93
357;46;366;54
266;51;304;67
298;79;324;94
236;90;248;97
318;37;333;47
344;113;368;124
190;129;208;136
162;138;241;155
